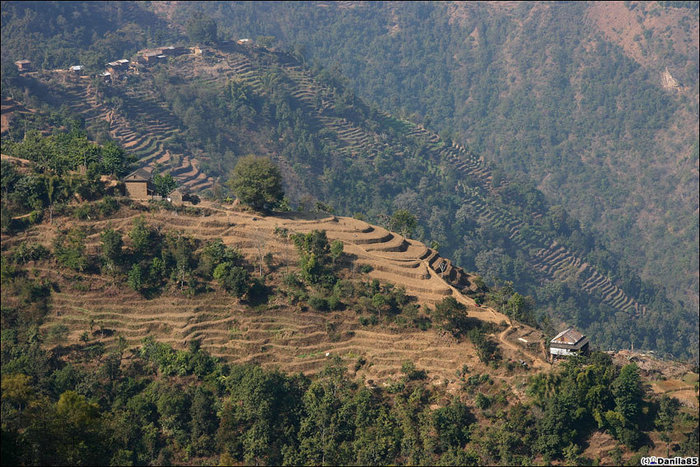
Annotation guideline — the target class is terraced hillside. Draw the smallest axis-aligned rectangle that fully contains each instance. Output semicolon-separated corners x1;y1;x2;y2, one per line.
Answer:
196;47;649;317
29;71;214;192
45;48;649;315
6;41;692;358
1;96;33;135
15;202;549;387
376;119;647;316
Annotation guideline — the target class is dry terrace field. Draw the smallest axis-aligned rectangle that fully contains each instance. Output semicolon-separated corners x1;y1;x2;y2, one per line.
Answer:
4;200;551;391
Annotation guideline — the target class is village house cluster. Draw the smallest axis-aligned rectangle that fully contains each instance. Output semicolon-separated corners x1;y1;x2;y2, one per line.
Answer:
14;37;256;79
14;44;214;82
123;167;189;205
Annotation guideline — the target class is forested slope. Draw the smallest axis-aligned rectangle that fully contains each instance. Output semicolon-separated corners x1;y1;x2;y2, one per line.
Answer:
154;1;699;316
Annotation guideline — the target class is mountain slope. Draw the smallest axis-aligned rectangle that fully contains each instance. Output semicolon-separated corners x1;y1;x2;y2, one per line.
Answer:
149;0;699;316
2;30;696;358
6;201;547;384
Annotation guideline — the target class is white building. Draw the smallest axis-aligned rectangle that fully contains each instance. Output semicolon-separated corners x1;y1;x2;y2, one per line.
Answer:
549;327;589;357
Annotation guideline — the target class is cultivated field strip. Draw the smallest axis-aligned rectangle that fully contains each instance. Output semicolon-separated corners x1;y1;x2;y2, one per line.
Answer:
376;114;646;316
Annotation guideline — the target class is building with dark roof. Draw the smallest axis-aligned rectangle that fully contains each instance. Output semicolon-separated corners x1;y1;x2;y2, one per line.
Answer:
549;327;590;358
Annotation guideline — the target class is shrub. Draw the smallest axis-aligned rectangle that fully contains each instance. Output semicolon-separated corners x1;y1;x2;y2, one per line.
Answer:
127;263;145;292
11;242;50;264
308;296;329;311
97;196;119;217
359;315;378;326
27;210;43;225
401;360;427;380
282;272;303;289
213;263;250;297
53;228;88;272
475;393;491;410
327;295;343;310
273;226;289;238
468;328;502;363
333;280;354;299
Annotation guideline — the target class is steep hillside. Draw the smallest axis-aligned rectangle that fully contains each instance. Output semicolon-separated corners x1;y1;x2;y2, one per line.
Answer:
2;38;696;358
152;0;699;315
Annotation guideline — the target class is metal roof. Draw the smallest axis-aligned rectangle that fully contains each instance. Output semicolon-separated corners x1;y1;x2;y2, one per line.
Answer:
551;327;585;345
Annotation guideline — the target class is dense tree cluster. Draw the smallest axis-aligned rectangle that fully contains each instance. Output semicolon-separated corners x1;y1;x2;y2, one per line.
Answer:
2;310;696;466
1;129;132;232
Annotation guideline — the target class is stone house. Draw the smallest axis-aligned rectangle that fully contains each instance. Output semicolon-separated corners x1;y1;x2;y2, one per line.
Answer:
124;168;153;199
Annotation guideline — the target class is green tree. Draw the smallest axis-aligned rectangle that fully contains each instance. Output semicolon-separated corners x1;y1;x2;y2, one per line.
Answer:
330;240;344;265
100;228;123;273
432;297;471;336
127;263;145;292
186;13;218;45
613;364;643;424
129;217;158;260
656;395;680;456
152;173;178;198
100;141;130;176
431;400;474;453
213;263;250;297
190;387;218;456
468;328;501;363
228;156;284;212
390;209;418;238
55;390;102;465
199;239;242;279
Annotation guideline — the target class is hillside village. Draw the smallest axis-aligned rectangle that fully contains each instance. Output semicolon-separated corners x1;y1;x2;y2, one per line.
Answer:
13;39;258;84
